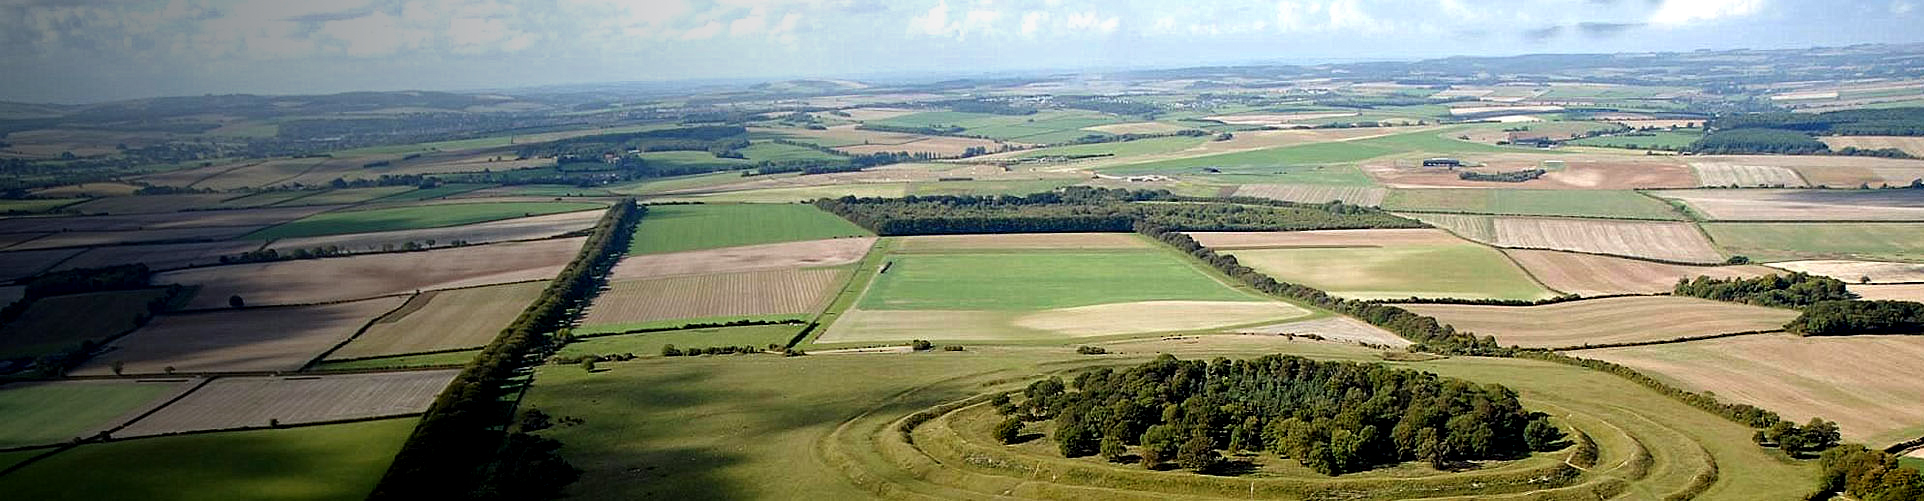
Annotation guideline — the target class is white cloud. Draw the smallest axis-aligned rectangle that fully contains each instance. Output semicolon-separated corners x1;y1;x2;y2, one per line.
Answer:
907;1;1001;40
1649;0;1765;26
1272;0;1384;33
1020;11;1048;36
730;7;769;36
1895;1;1916;15
1064;11;1119;34
680;20;724;40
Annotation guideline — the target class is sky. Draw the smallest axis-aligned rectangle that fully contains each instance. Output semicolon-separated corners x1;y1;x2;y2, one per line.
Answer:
1;0;1921;103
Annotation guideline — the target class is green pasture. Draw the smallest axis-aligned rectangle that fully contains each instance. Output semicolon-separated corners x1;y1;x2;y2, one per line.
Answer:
0;418;416;501
1226;244;1556;301
0;381;177;448
245;201;604;239
310;350;479;371
857;250;1259;311
1014;136;1209;159
369;183;491;202
1702;222;1924;263
626;203;871;255
0;198;85;213
1383;189;1684;220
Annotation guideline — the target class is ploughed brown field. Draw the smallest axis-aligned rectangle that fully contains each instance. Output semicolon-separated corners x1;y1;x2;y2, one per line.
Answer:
158;237;583;309
326;281;549;360
72;297;407;375
1574;334;1924;446
1402;296;1800;349
1504;249;1777;296
114;370;458;437
608;237;875;281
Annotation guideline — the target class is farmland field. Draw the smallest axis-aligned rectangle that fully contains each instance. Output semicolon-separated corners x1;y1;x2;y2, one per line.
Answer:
580;268;847;327
158;237;582;309
115;371;458;437
1819;135;1924;157
0;418;416;501
0;248;82;280
1416;213;1726;263
1702;222;1924;262
557;324;805;357
892;232;1148;252
608;237;874;280
327;281;548;360
1402;296;1799;348
0;288;174;359
1576;334;1924;446
1221;238;1554;301
1656;188;1924;221
73;297;407;375
1690;163;1809;187
1229;184;1387;205
244;201;604;239
1504;249;1777;295
626;204;872;255
54;240;265;271
311;350;478;371
1566;129;1702;149
1382;188;1683;219
262;208;602;254
1098;142;1385;185
856;251;1257;310
0;379;190;447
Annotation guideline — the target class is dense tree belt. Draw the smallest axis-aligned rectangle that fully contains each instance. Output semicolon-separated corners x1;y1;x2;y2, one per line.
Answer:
1010;354;1559;475
1457;168;1545;183
812;187;1420;235
1815;445;1924;500
1672;272;1854;308
1711;107;1924;136
370;200;640;500
1690;128;1831;154
1787;300;1924;336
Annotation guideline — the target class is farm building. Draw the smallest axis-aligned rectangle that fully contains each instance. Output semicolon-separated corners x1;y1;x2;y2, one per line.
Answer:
1422;158;1462;167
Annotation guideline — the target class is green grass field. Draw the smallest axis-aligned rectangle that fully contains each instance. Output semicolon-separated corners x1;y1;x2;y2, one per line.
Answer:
244;201;605;240
571;314;812;336
867;110;1123;143
857;250;1259;310
0;288;173;359
1013;136;1209;159
559;324;805;357
627;204;871;255
521;341;1812;500
0;418;416;501
274;186;416;206
1567;130;1703;150
906;179;1080;196
1227;244;1556;300
0;381;178;448
1382;189;1685;220
1702;222;1924;262
1099;141;1392;185
370;183;491;202
607;171;763;195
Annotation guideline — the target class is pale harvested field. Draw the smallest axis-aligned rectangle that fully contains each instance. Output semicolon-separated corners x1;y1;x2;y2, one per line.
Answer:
1821;136;1924;157
53;240;265;271
159;237;582;309
1405;296;1798;349
1234;316;1412;347
1848;283;1924;301
1230;184;1388;205
263;209;602;254
838;135;1011;156
1692;155;1924;188
1082;122;1193;134
187;158;332;190
30;182;143;198
1448;105;1564;116
894;233;1148;252
1416;214;1725;263
327;281;548;360
5;226;259;250
73;297;407;375
1691;163;1808;187
1657;189;1924;221
115;371;458;437
1576;334;1924;445
67;193;235;214
0;248;83;280
1505;249;1776;295
817;300;1310;343
580;268;846;326
1188;228;1462;249
0;204;338;234
1769;260;1924;283
1363;156;1697;190
993;127;1418;170
1009;301;1309;338
1204;112;1359;126
609;237;874;281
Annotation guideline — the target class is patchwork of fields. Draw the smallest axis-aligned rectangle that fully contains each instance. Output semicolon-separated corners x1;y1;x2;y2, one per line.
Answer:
625;203;872;255
1403;296;1800;348
1416;213;1727;263
1196;229;1555;300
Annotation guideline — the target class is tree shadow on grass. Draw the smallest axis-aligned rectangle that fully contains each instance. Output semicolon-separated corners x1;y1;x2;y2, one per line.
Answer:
1007;432;1046;445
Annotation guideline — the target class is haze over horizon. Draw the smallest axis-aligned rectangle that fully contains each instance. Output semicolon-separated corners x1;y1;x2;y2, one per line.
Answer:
4;0;1923;104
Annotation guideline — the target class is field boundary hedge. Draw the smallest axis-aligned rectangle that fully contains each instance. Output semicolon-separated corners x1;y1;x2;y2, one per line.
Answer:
369;199;640;500
1546;330;1783;351
301;295;421;370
